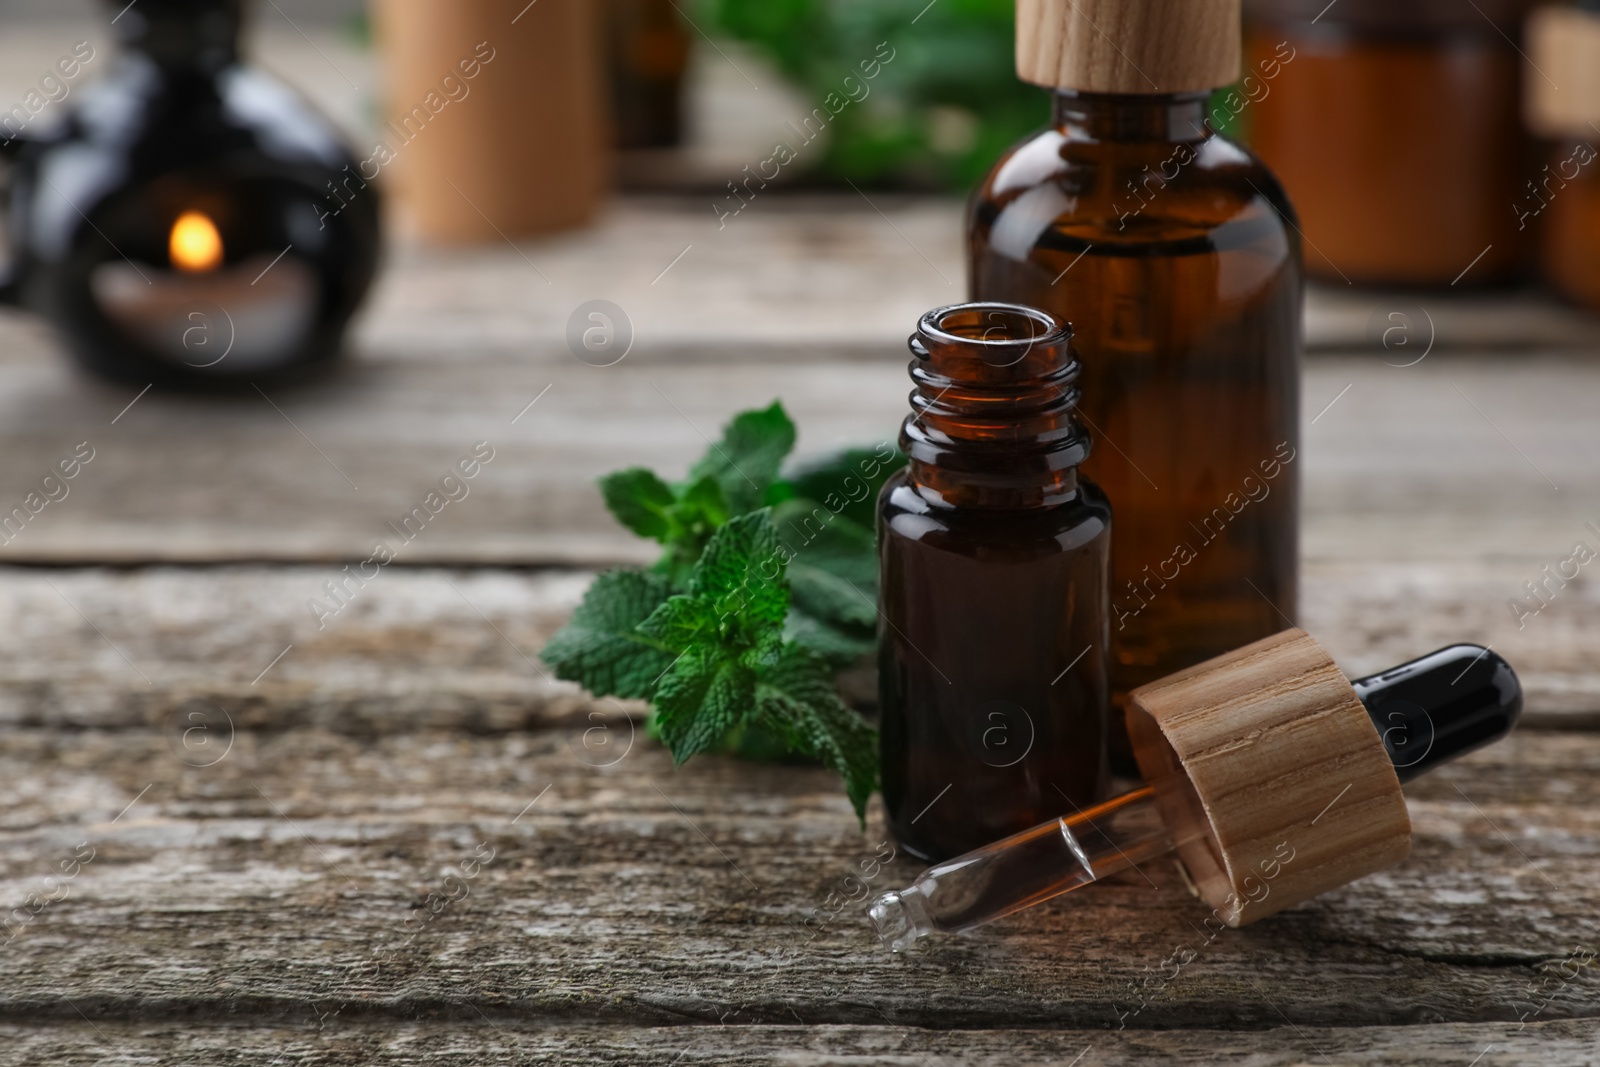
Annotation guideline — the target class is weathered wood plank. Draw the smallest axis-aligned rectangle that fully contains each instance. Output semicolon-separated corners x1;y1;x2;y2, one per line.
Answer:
0;1019;1593;1066
1304;561;1600;726
0;719;1592;1031
1297;354;1600;564
0;560;1594;733
0;566;597;734
1303;283;1600;353
0;346;1598;566
336;197;1600;357
0;341;904;566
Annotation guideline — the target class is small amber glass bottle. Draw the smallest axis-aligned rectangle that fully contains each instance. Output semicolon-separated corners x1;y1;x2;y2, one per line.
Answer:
1525;3;1600;310
1244;0;1536;285
878;302;1111;863
607;0;690;150
971;0;1300;769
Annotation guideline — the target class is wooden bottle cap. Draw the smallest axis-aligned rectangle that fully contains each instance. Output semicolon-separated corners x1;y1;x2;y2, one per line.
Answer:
370;0;610;242
1127;629;1411;927
1525;5;1600;138
1016;0;1242;94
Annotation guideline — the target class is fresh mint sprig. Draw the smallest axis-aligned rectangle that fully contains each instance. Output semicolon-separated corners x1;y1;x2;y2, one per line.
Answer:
540;401;903;821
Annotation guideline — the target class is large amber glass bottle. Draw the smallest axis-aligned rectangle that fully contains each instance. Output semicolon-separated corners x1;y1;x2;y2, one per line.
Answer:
971;0;1301;767
879;302;1111;862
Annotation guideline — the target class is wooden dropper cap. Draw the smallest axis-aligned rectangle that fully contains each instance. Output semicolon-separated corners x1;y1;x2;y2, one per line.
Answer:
1128;629;1409;927
1525;4;1600;138
1129;630;1522;926
1016;0;1242;94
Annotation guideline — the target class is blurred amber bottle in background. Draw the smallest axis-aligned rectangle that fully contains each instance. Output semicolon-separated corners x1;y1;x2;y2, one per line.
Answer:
608;0;691;150
1525;2;1600;310
1243;0;1537;286
970;0;1301;770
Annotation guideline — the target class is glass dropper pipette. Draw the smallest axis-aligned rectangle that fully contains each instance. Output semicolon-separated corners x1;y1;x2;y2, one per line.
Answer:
869;642;1523;952
870;781;1201;951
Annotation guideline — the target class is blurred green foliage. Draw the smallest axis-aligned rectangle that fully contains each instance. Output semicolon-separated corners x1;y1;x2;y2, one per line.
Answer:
701;0;1047;190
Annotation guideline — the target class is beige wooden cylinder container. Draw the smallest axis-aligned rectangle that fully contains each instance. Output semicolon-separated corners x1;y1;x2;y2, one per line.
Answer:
1525;5;1600;138
1128;629;1411;927
371;0;611;243
1016;0;1242;93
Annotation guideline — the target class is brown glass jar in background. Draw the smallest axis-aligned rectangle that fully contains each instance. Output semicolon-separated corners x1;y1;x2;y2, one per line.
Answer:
1538;139;1600;309
1525;3;1600;309
878;303;1111;862
608;0;691;150
973;0;1301;772
1243;0;1537;286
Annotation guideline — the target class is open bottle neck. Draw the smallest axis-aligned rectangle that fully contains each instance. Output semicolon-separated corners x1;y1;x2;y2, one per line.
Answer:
113;0;243;73
900;302;1090;510
1050;90;1214;143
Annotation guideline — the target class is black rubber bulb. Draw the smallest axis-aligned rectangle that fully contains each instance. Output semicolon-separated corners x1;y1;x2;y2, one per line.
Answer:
1352;645;1522;783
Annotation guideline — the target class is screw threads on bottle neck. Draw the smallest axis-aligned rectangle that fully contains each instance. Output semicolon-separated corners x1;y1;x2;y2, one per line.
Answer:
1051;90;1214;143
901;302;1090;509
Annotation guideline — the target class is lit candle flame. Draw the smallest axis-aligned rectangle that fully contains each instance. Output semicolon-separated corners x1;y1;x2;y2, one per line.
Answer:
169;211;223;273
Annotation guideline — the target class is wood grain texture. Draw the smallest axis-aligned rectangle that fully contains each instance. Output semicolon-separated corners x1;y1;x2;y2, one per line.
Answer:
0;720;1593;1034
0;559;1586;1057
1129;630;1410;926
0;333;1598;568
1016;0;1241;93
0;1019;1594;1066
1302;283;1600;351
0;559;1592;730
355;201;1600;356
0;560;1596;735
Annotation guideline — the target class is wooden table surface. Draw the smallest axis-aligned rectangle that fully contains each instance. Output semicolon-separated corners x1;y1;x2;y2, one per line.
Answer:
1;195;1598;1066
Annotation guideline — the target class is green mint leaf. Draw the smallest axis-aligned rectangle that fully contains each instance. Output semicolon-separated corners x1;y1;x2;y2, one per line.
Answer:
771;501;880;659
771;501;879;587
639;511;792;762
638;593;721;650
678;473;731;529
690;510;788;628
784;607;876;667
651;473;733;589
688;400;797;514
600;468;679;543
799;695;879;824
727;718;810;763
651;649;714;757
655;651;757;763
540;570;675;700
755;642;879;823
781;444;905;529
788;557;877;632
579;401;894;820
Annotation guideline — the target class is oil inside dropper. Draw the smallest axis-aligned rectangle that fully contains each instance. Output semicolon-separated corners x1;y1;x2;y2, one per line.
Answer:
870;784;1201;951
